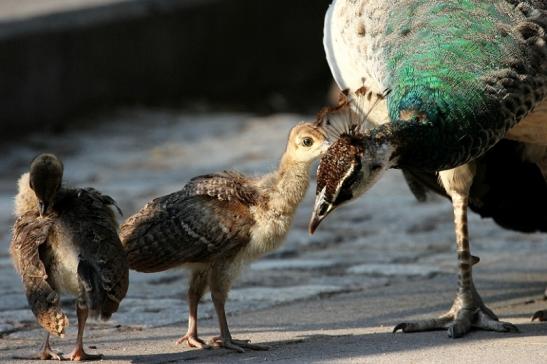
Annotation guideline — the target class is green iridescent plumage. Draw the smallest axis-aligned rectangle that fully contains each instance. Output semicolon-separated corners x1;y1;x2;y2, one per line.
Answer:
370;0;546;170
314;0;547;339
320;0;546;184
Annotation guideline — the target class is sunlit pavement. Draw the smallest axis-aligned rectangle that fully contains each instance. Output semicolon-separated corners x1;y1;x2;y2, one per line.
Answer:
2;110;546;363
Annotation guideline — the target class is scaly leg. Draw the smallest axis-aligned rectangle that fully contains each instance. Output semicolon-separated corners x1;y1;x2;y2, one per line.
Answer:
394;165;518;338
38;333;62;360
208;262;269;353
67;302;103;361
176;268;210;349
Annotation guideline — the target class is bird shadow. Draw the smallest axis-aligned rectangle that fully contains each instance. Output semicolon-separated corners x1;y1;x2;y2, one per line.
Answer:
103;322;547;363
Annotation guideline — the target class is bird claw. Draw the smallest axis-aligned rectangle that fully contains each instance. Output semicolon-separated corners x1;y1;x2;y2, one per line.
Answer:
531;310;546;322
175;333;211;349
394;304;517;338
209;336;270;353
67;346;103;361
474;309;519;334
447;320;472;339
504;323;520;333
39;348;63;361
12;349;64;362
393;316;452;334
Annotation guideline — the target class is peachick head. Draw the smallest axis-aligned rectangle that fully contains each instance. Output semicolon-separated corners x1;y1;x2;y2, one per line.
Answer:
29;153;64;216
286;122;330;163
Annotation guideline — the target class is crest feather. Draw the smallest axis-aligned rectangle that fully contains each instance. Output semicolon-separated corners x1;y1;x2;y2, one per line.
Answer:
315;87;391;141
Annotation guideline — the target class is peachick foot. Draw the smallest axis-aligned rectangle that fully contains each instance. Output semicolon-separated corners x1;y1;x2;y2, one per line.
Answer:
394;290;518;338
13;349;63;361
176;333;211;349
209;336;270;353
39;347;63;361
34;334;63;361
67;347;103;361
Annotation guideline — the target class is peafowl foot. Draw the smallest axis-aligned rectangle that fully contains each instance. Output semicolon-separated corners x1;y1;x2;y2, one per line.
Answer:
394;289;518;338
209;336;270;353
531;310;547;322
531;288;547;321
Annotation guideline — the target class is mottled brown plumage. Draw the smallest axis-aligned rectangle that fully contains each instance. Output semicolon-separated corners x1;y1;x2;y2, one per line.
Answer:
11;213;67;338
121;171;258;273
120;122;327;352
10;153;128;361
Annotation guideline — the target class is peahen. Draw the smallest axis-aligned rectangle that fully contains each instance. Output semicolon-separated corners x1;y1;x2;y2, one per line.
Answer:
308;0;547;338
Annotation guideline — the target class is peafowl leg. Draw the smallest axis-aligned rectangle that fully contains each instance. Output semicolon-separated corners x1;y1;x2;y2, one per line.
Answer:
67;302;103;361
176;268;210;349
208;263;270;353
394;165;518;338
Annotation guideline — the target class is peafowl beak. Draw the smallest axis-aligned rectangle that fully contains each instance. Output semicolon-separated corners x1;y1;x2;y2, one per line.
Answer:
308;195;334;235
320;141;331;154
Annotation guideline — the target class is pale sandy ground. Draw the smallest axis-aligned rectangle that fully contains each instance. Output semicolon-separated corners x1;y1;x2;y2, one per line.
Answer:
1;110;546;363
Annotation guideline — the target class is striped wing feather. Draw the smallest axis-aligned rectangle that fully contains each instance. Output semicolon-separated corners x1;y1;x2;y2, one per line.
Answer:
10;213;68;336
56;188;129;319
182;171;259;204
120;173;257;272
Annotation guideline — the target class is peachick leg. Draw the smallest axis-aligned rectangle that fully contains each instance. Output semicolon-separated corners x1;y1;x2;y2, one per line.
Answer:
39;333;62;360
176;268;210;349
67;303;102;361
208;264;269;352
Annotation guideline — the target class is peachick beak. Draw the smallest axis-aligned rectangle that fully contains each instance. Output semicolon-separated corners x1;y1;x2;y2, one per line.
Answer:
38;201;48;217
308;200;333;235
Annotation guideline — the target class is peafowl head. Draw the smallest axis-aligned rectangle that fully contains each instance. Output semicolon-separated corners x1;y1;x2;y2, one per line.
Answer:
308;91;395;234
29;153;64;217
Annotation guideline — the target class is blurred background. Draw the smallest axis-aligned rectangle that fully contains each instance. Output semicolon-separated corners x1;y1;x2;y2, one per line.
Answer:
0;0;333;137
3;0;379;344
2;1;546;360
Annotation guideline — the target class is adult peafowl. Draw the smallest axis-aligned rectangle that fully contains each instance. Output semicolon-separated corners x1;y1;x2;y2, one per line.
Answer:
308;0;547;338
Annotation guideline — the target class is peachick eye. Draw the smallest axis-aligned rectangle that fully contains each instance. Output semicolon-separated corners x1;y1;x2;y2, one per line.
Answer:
302;137;314;147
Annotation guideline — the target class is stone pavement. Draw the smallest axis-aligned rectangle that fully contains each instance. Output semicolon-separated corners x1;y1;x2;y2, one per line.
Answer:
1;111;546;363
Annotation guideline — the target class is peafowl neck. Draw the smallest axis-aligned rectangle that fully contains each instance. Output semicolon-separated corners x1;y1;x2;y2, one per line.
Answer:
376;0;538;171
370;109;502;172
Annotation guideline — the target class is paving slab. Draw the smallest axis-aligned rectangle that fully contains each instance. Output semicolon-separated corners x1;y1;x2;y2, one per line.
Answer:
0;110;546;363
